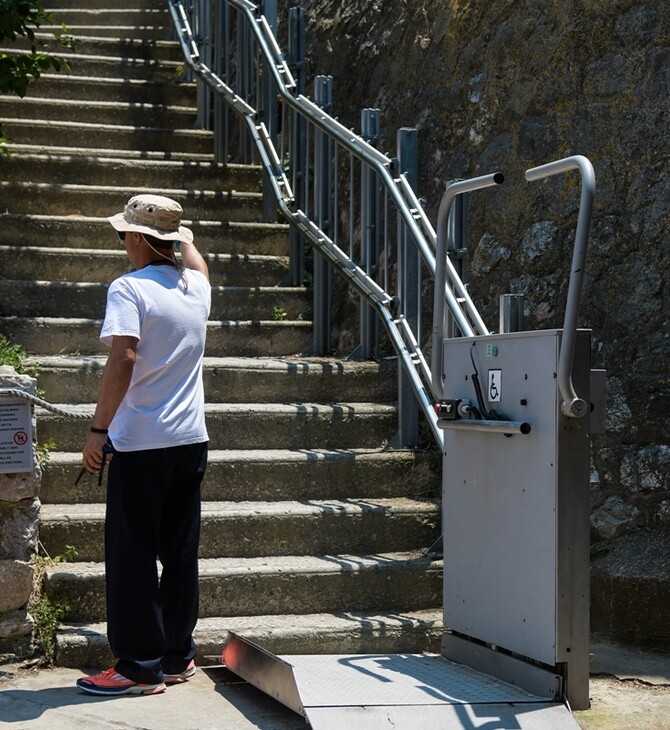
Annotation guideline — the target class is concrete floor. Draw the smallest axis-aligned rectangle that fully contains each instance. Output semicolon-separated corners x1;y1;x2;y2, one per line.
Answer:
0;642;668;729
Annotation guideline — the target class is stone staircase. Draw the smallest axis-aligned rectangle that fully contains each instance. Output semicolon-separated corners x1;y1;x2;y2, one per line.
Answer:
0;0;443;666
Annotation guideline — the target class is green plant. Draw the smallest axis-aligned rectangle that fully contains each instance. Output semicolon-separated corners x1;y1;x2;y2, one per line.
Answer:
0;335;41;384
272;305;288;321
35;438;56;467
29;544;77;665
0;0;74;153
0;335;28;372
30;595;69;664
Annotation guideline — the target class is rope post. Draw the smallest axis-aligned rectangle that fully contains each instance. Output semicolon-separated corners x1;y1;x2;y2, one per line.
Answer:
0;367;40;655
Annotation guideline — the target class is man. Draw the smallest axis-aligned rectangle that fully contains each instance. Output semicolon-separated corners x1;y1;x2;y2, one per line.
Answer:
76;194;211;696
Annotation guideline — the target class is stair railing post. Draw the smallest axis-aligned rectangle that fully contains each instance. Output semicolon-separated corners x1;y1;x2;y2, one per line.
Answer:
359;108;381;360
259;0;278;221
195;0;212;130
396;127;420;446
236;4;254;162
182;1;195;83
312;75;333;355
288;6;306;286
213;0;229;163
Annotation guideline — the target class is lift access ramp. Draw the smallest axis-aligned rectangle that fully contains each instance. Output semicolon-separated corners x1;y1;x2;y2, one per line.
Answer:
220;155;603;729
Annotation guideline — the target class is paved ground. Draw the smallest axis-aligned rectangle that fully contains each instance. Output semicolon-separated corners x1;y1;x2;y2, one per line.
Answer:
574;641;670;730
0;642;668;729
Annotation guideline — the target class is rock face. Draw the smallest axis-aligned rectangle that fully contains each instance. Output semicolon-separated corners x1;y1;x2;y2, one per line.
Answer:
299;0;669;538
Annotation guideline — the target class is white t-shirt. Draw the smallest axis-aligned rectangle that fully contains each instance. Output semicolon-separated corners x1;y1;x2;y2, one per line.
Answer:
100;264;211;452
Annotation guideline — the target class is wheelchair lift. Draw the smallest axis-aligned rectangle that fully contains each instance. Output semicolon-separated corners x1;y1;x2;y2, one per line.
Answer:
220;156;603;729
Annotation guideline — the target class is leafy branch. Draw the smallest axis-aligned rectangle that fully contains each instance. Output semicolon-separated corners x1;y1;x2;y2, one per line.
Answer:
0;0;74;153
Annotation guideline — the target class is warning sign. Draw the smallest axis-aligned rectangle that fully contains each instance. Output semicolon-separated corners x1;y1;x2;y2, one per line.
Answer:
0;399;33;474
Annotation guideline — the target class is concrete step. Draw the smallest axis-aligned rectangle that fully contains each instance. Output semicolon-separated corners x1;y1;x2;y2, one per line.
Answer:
46;553;443;623
36;402;398;451
0;152;260;190
28;73;196;104
40;498;439;564
0;316;312;356
45;14;170;36
0;279;309;320
32;33;182;62
38;24;171;41
4;142;213;162
42;447;439;505
55;609;444;669
0;214;289;254
0;182;262;221
0;95;196;128
0;118;213;153
44;0;170;11
43;10;169;29
30;356;397;405
0;48;182;81
1;247;288;287
44;0;169;9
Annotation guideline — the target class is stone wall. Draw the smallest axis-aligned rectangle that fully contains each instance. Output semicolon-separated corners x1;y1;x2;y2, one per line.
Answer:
298;0;669;542
0;367;40;654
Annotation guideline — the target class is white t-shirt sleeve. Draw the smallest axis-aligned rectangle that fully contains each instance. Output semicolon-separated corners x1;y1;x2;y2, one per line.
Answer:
100;278;142;346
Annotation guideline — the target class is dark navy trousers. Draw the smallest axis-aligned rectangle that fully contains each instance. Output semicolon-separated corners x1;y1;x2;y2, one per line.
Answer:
104;441;207;684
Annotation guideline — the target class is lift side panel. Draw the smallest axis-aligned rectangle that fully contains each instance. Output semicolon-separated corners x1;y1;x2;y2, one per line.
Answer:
442;330;590;679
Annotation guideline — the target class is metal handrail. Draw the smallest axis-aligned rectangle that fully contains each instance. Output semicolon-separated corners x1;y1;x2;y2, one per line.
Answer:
525;155;595;418
166;0;493;451
430;173;504;400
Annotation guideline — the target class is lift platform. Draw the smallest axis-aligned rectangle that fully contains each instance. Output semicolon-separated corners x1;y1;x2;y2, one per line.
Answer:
223;634;581;728
220;156;603;730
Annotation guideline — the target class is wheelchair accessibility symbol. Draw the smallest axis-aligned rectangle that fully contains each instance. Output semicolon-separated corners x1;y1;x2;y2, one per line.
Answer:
488;369;502;403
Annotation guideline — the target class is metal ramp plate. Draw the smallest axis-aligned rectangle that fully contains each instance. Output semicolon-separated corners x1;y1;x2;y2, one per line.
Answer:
305;704;579;730
223;634;580;729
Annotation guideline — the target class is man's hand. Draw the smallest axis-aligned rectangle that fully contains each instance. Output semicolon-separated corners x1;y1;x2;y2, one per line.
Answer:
82;431;111;474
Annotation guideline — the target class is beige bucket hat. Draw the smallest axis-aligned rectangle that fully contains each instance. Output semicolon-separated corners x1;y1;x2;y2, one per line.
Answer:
108;194;194;244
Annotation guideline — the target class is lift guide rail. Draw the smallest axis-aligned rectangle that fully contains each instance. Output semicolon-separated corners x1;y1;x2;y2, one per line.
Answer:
220;156;599;729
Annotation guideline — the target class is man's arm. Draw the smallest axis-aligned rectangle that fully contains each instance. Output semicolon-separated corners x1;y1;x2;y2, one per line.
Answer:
179;240;209;280
82;335;137;473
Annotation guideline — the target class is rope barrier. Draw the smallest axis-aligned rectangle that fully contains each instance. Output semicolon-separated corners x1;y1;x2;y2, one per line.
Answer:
0;388;94;419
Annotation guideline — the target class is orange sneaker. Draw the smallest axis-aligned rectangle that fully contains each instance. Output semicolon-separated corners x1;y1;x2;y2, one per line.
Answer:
164;660;196;685
76;667;166;696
